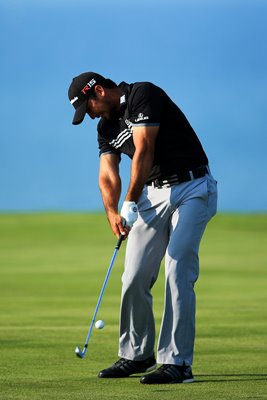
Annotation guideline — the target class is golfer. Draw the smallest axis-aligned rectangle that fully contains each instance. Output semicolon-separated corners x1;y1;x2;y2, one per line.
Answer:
68;72;218;384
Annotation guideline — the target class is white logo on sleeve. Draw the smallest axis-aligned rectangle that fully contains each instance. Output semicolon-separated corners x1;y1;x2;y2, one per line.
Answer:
135;113;149;122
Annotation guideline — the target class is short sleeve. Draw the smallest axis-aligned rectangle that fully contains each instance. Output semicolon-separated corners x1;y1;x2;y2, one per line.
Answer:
128;83;164;127
97;122;121;159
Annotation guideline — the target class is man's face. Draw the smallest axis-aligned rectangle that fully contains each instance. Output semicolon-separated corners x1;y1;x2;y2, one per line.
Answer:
86;87;119;121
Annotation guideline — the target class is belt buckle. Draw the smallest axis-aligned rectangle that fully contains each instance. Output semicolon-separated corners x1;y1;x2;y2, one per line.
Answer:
189;170;194;180
158;178;173;188
154;178;162;188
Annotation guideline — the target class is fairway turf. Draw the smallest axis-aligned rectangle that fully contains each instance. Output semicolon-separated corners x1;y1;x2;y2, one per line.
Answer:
0;213;266;400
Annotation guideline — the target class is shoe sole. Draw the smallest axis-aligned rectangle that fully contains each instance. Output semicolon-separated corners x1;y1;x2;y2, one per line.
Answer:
140;375;195;385
98;363;157;379
182;377;195;383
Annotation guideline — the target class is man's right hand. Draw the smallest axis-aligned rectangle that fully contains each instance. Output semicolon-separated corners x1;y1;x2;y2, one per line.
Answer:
107;212;131;239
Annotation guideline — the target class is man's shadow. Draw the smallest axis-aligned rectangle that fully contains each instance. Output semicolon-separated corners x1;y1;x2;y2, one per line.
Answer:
129;373;267;383
194;374;267;383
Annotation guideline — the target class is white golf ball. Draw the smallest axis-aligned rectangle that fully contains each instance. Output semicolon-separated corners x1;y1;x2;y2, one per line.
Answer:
95;320;105;329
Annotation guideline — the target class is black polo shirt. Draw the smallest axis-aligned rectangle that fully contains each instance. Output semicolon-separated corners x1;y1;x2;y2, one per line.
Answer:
97;81;208;183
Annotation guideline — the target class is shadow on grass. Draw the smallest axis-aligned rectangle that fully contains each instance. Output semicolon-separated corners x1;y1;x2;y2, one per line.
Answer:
195;374;267;383
125;373;267;385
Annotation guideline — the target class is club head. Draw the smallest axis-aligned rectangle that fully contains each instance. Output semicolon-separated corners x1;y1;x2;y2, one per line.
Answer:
75;346;85;359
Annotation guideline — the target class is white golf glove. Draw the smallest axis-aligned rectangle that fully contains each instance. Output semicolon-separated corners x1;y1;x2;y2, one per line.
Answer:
120;201;138;228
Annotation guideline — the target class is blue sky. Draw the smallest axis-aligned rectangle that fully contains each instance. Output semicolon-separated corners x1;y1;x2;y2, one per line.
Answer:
1;0;266;212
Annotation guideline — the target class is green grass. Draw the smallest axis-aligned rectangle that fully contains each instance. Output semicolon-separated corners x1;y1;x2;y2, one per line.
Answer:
0;213;267;399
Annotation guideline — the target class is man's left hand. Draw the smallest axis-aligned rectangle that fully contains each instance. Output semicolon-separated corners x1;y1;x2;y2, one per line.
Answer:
120;201;138;228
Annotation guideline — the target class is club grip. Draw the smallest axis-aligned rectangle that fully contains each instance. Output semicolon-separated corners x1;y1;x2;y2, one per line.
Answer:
115;234;124;250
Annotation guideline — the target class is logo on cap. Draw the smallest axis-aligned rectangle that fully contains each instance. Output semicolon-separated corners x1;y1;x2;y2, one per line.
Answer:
81;78;97;95
70;96;78;105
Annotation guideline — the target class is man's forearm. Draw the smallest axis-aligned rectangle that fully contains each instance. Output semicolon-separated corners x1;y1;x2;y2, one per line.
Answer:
125;125;158;203
99;175;130;238
125;149;154;203
98;154;129;238
99;175;121;217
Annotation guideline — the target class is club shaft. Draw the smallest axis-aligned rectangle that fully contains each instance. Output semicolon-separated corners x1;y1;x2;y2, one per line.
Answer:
82;235;124;350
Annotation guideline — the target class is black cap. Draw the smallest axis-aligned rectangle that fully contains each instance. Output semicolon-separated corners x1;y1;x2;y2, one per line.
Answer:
68;72;107;125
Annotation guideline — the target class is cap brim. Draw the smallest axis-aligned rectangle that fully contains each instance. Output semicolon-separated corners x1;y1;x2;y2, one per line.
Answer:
72;101;88;125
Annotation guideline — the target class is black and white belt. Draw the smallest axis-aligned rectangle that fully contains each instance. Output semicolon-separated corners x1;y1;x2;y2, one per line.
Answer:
146;165;210;188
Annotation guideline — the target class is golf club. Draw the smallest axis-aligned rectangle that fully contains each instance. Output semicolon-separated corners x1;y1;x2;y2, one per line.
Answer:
75;234;124;359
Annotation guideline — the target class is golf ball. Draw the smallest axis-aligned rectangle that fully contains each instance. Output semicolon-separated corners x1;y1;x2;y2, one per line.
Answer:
95;320;105;329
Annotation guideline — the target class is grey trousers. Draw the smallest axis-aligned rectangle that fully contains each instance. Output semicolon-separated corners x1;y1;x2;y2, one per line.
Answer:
118;173;217;366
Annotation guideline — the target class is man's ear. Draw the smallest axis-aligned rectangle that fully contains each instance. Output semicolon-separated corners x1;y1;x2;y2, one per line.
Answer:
94;85;105;97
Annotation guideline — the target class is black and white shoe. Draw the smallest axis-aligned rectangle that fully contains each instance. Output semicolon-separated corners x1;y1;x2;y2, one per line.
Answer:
98;355;157;378
140;362;194;384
